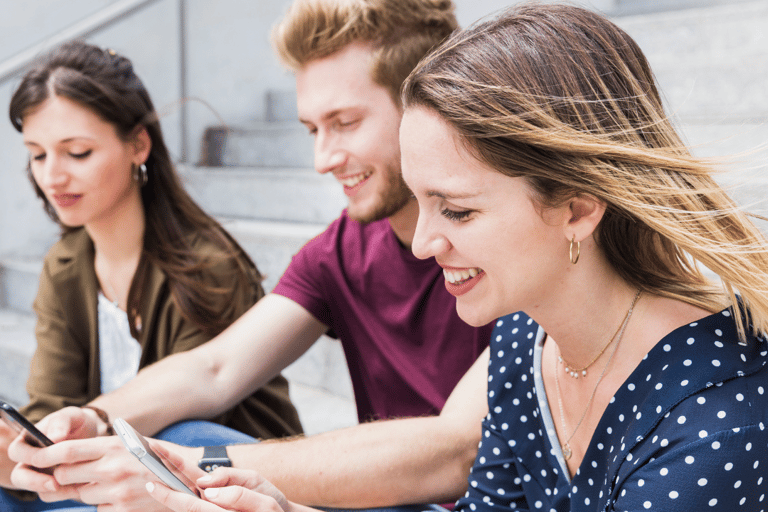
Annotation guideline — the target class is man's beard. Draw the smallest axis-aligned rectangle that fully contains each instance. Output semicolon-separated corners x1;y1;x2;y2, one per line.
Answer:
347;163;412;224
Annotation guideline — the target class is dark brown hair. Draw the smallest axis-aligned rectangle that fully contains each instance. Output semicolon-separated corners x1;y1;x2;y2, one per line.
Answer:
10;40;263;337
403;3;768;340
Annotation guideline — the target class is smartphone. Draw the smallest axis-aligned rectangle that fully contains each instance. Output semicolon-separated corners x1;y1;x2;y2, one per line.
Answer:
0;399;54;448
113;418;199;497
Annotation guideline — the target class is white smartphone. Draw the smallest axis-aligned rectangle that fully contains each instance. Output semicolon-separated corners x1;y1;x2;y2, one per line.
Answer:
113;418;199;497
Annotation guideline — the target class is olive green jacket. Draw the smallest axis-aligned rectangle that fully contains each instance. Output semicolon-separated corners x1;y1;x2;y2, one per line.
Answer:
21;228;303;439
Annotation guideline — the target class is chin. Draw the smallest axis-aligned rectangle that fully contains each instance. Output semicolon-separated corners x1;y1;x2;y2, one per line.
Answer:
455;303;495;327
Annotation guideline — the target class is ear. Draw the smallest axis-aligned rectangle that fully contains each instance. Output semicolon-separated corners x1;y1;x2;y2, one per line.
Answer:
130;126;152;165
563;193;606;243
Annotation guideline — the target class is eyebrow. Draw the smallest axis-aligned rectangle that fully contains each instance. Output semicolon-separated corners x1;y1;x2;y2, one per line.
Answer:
426;190;478;200
299;105;363;125
24;137;96;146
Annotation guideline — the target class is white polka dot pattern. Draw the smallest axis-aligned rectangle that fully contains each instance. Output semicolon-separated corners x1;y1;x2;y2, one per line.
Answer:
455;308;768;512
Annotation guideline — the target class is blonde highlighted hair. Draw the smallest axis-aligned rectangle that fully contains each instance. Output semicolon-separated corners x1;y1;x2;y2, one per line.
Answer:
271;0;457;104
402;2;768;342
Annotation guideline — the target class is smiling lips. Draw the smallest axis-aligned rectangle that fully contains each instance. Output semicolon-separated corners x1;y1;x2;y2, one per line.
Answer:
52;194;82;207
442;267;485;296
339;170;372;196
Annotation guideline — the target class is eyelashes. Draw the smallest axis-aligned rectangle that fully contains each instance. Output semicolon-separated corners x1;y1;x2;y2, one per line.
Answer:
441;208;472;221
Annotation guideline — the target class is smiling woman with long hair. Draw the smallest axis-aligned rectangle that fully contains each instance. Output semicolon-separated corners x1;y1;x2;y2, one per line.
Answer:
399;3;768;510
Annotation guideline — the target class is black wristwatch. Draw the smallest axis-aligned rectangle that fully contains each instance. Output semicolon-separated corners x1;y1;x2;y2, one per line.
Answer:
197;445;232;473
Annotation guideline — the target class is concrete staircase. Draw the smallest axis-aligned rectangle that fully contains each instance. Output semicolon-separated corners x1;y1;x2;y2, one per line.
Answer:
1;0;767;436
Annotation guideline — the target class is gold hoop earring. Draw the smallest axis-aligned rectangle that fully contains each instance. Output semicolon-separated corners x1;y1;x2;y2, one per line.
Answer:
569;236;580;265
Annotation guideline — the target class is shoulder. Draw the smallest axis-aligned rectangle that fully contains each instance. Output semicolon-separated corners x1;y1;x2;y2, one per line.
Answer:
292;210;394;268
489;312;540;356
41;228;93;278
487;312;540;402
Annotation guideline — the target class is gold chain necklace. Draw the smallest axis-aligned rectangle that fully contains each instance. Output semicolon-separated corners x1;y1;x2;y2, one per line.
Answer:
554;290;641;460
558;317;623;378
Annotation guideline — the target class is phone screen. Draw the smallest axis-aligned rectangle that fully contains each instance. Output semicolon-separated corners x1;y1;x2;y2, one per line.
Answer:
0;400;54;448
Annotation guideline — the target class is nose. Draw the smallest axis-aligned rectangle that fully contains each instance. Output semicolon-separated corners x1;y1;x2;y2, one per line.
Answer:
314;132;347;175
32;155;69;190
411;210;451;260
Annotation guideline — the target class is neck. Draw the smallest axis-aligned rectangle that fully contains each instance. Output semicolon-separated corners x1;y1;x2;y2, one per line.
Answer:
387;197;419;249
86;195;145;266
534;256;639;369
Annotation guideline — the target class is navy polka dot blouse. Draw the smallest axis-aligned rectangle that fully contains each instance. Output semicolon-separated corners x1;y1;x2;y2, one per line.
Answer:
455;308;768;512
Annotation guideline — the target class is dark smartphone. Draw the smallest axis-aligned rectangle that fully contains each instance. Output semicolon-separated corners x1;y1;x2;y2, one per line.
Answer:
0;399;54;448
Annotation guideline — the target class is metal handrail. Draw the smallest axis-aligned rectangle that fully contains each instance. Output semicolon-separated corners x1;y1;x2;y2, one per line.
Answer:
0;0;165;85
0;0;188;161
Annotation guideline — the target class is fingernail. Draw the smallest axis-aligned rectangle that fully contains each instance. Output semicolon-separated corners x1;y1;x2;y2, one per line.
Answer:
198;474;212;483
146;482;155;493
44;481;56;492
204;487;219;499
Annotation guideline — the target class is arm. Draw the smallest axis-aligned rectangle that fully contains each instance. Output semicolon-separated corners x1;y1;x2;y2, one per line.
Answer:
222;346;490;507
88;294;327;435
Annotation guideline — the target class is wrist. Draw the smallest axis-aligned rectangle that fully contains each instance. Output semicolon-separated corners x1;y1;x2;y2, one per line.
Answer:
82;405;114;436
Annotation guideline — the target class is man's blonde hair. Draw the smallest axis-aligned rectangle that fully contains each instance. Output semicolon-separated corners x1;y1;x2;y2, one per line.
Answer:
272;0;457;104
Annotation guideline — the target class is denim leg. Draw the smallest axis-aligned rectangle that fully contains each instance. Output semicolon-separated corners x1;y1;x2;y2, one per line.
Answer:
0;489;94;512
154;420;257;447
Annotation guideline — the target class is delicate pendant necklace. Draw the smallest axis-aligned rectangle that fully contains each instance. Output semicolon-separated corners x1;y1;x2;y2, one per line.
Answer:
558;324;618;379
102;276;121;309
554;290;641;460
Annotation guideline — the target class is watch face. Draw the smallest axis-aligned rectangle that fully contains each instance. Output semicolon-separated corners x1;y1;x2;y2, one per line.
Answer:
199;458;232;472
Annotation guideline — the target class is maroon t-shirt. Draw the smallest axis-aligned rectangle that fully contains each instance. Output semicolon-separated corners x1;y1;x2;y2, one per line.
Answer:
273;211;492;422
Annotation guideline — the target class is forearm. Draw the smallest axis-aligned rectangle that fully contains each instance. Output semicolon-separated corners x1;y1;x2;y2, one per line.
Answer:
245;346;491;507
88;350;217;435
230;416;479;507
90;295;326;436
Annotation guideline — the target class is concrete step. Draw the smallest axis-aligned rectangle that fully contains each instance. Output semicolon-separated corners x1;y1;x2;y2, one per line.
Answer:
178;165;346;225
201;122;314;168
0;309;36;407
617;0;768;121
219;217;328;292
612;0;759;16
0;257;42;315
0;307;356;435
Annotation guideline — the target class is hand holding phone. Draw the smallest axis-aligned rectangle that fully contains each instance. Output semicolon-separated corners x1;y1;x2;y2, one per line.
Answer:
0;399;54;448
113;418;199;497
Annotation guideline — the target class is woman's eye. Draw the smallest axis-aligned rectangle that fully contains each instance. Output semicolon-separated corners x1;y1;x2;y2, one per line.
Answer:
441;208;472;222
70;150;92;159
336;119;360;130
31;153;46;162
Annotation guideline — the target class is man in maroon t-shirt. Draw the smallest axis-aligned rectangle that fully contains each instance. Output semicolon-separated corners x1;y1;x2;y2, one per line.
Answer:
13;1;496;509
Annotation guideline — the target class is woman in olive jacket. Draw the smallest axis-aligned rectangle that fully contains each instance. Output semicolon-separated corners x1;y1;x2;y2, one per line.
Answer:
0;41;302;504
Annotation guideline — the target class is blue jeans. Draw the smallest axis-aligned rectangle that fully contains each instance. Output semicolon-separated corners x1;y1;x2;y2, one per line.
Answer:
0;420;256;511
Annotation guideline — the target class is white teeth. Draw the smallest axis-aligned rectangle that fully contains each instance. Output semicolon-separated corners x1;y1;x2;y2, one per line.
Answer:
340;171;372;187
443;268;482;284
